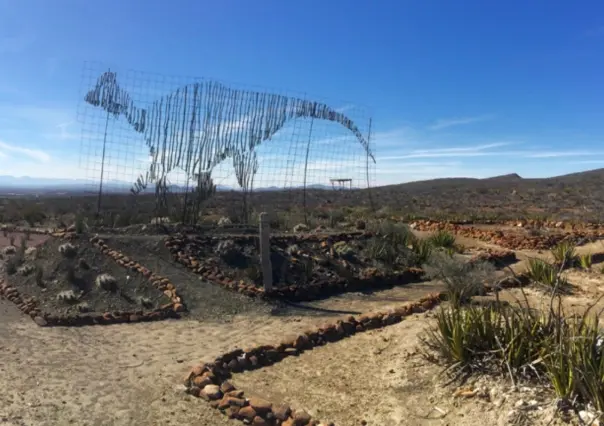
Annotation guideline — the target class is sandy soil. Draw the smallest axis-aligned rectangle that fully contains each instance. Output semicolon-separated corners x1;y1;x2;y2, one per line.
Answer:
232;311;567;426
1;230;602;426
0;299;344;426
0;231;50;249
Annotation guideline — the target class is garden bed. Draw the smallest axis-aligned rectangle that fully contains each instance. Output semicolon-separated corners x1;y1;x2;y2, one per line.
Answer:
165;232;430;302
0;235;180;326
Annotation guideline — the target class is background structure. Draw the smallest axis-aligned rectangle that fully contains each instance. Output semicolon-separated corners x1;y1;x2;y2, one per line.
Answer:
78;61;376;229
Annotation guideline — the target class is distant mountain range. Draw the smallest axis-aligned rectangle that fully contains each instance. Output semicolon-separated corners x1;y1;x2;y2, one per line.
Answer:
0;175;341;195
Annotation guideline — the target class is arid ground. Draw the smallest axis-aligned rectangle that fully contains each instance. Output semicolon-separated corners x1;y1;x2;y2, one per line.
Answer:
2;171;604;426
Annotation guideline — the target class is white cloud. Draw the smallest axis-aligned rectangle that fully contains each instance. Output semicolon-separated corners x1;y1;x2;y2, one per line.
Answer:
0;140;51;162
525;150;604;158
429;114;495;130
379;142;511;160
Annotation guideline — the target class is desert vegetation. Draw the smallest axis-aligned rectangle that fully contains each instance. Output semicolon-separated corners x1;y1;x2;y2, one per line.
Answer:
3;172;604;425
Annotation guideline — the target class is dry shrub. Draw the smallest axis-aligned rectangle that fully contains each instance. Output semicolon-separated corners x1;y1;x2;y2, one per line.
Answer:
422;265;604;414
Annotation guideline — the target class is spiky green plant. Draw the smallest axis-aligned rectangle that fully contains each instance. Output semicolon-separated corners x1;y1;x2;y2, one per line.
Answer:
422;253;493;308
428;230;456;250
579;253;592;270
551;241;578;269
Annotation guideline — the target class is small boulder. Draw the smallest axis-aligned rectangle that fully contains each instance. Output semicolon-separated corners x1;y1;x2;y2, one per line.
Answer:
201;384;222;400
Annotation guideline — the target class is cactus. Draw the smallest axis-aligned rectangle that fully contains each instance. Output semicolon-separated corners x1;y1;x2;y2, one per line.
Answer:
17;264;35;276
95;273;118;292
58;243;78;258
57;290;80;303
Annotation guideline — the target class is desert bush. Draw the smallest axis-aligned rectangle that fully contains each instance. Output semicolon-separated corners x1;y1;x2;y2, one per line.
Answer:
95;273;118;292
22;205;46;227
332;241;355;259
551;241;578;268
373;221;415;248
328;208;346;228
244;264;262;283
527;258;570;293
423;286;604;413
365;237;398;266
423;253;494;307
410;238;434;265
428;230;456;250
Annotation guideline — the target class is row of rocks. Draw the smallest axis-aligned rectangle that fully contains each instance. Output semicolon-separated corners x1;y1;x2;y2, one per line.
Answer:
408;218;604;231
88;234;186;315
469;248;517;265
176;231;370;249
0;231;185;327
183;293;445;426
164;235;425;302
0;224;56;235
0;278;178;327
410;221;599;250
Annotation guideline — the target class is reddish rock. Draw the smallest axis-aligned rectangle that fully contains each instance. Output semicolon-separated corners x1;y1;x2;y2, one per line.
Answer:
190;364;206;376
192;374;213;388
292;409;312;425
238;405;257;421
226;406;241;419
220;381;236;393
187;386;201;397
284;347;299;356
218;395;246;410
201;384;222;400
273;404;292;421
252;416;269;426
226;390;245;398
293;334;310;349
227;359;240;371
128;314;141;322
33;316;47;326
249;397;272;416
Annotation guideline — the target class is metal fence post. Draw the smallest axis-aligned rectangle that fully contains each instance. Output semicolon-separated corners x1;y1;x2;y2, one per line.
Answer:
259;212;273;292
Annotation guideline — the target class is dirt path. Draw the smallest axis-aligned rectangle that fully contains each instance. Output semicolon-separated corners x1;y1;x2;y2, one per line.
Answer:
232;311;565;426
2;229;600;426
0;298;350;426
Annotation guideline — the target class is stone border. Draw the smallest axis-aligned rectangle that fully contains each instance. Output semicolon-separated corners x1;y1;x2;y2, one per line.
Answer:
0;233;185;327
88;234;186;313
469;248;517;266
0;277;179;327
411;220;602;250
182;292;445;426
164;233;425;302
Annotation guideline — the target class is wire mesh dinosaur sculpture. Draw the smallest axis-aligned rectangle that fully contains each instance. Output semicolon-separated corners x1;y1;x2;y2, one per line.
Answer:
84;71;375;219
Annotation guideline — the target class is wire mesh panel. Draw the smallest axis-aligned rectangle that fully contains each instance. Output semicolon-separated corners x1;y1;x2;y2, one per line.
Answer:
77;61;375;231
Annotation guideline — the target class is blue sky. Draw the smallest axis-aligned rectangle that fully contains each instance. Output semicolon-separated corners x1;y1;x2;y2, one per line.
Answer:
0;0;603;189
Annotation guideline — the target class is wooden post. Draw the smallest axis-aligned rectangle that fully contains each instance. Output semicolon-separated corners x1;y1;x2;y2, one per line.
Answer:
259;212;273;292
